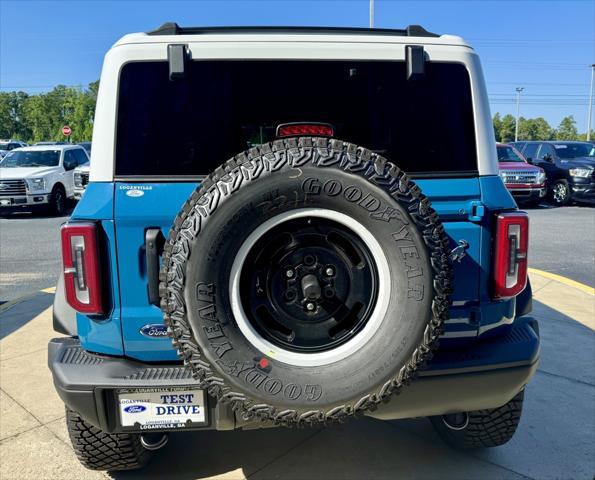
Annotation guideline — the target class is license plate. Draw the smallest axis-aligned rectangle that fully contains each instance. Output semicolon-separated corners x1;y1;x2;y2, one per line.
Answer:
117;387;206;430
0;199;12;206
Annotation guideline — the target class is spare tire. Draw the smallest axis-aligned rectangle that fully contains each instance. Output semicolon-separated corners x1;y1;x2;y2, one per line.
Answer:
160;137;452;426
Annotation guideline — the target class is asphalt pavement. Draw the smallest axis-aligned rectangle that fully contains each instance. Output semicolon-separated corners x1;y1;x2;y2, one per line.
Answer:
1;201;593;305
527;204;595;286
0;206;73;302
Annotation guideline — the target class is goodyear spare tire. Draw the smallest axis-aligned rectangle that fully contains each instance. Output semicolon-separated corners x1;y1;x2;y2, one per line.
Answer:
160;137;452;426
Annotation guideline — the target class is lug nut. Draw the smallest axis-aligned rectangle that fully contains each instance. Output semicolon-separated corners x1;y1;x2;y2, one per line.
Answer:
306;302;316;311
285;269;294;278
325;267;334;276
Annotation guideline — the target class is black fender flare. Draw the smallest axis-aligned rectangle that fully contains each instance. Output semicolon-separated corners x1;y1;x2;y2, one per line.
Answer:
515;278;532;318
53;273;77;335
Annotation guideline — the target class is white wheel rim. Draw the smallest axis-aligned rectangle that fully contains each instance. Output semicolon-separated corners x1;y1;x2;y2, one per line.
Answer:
229;208;391;367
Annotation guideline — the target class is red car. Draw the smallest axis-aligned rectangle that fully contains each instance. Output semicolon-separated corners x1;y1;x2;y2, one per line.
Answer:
497;143;546;206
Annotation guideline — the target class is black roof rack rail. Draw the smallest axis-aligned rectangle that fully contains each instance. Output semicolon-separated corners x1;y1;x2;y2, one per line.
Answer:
147;23;440;38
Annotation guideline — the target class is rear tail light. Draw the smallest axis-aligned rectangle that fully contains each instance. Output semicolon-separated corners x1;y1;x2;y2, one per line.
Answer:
492;212;529;299
61;222;104;314
276;122;334;138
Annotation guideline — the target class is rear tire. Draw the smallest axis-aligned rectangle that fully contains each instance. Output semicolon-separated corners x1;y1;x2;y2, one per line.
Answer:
65;408;152;471
430;390;524;449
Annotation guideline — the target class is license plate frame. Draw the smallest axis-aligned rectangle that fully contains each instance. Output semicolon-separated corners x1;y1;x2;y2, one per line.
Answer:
116;386;207;432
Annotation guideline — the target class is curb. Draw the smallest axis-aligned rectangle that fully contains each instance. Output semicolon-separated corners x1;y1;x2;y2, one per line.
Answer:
529;268;594;331
528;268;594;296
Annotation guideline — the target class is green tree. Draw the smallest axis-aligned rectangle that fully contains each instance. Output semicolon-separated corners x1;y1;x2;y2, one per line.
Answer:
0;91;31;140
555;115;578;140
499;114;517;143
7;83;98;143
518;117;553;140
492;113;502;141
577;130;595;141
532;117;554;140
22;94;53;142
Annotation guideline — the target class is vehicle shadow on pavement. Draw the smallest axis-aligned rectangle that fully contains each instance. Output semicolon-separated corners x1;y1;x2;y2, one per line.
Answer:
110;417;503;480
0;202;75;220
0;292;592;479
110;299;595;480
0;292;54;340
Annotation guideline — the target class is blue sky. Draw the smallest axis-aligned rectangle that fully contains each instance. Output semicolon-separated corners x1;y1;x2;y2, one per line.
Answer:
1;0;593;131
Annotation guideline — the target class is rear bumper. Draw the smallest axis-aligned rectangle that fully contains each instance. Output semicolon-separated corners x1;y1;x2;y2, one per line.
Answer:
48;317;539;432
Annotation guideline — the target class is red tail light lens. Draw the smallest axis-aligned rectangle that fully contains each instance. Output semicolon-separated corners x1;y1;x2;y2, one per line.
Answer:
276;123;334;138
60;223;104;314
492;212;529;299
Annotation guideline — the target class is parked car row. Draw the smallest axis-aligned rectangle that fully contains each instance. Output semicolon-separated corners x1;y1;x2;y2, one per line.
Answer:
1;138;592;216
510;141;595;206
0;143;90;215
498;141;594;207
0;139;28;160
497;143;546;207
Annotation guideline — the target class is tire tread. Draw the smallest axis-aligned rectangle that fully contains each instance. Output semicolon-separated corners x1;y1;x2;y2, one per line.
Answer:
431;390;525;448
66;408;151;471
159;137;453;426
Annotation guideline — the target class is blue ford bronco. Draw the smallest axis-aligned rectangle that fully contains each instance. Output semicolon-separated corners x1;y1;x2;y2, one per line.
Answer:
48;24;539;471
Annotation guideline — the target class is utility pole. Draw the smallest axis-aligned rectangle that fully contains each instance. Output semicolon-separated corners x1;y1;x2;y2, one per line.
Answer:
369;0;374;29
515;87;524;142
588;64;594;141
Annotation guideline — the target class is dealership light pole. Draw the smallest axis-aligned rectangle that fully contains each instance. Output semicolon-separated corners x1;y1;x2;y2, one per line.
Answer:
587;64;594;141
515;87;524;142
369;0;374;28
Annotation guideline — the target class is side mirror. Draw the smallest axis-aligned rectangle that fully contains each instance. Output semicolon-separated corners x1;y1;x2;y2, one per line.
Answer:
525;157;533;164
63;160;76;171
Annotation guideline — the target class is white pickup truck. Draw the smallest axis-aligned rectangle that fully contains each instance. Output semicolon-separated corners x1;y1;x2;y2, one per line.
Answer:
0;144;89;215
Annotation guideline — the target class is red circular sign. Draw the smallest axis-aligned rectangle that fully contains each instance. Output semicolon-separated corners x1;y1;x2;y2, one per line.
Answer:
62;125;72;136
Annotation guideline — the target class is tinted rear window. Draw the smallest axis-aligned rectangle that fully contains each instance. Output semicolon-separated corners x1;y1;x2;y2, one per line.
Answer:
116;61;477;178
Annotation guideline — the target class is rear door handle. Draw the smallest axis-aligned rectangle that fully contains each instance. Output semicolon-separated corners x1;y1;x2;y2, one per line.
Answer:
145;228;165;306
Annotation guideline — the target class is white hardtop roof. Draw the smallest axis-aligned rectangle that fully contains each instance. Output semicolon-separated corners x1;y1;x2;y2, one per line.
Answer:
90;24;496;182
113;25;470;49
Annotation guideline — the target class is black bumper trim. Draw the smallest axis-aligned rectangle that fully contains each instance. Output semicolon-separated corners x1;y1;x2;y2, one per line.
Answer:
48;318;540;432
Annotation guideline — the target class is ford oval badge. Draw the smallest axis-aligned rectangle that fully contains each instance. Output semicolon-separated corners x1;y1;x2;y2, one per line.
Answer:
126;189;144;198
140;324;169;338
124;405;147;413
